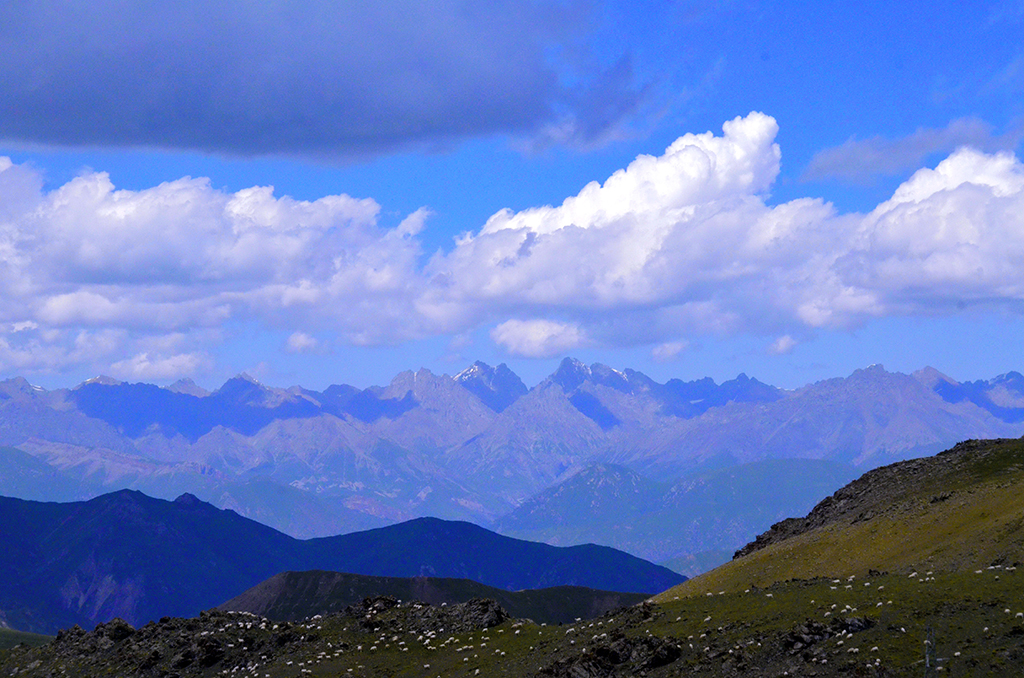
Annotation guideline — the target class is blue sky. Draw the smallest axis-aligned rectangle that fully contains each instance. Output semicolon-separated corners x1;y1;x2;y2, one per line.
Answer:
2;0;1024;390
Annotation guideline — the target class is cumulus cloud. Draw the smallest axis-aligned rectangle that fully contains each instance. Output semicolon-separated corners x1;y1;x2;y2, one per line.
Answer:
843;147;1024;307
0;1;646;156
4;112;1024;378
490;319;586;358
803;117;1024;183
423;112;807;334
426;112;1024;347
0;157;427;376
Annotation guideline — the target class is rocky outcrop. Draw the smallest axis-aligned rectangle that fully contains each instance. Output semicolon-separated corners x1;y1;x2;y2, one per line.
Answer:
1;599;514;678
342;596;510;634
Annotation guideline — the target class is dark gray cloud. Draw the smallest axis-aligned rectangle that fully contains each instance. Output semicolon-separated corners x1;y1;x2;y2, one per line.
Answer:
0;0;641;156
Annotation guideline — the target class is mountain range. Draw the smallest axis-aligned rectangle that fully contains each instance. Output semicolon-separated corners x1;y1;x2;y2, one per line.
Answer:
0;490;682;634
2;360;1023;567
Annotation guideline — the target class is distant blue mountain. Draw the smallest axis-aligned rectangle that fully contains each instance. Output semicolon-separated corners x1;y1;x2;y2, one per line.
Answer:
545;357;784;427
931;371;1024;423
0;490;683;634
70;359;785;441
71;374;420;439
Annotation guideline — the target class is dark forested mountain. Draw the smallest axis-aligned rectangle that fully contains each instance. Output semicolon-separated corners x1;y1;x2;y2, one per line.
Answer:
218;570;649;625
0;490;683;634
1;362;1022;568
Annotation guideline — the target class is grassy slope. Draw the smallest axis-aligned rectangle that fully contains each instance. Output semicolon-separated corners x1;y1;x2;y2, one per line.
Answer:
0;629;51;651
656;438;1024;599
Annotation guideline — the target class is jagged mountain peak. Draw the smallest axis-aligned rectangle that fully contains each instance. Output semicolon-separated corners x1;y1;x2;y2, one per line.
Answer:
549;357;591;393
165;378;210;398
853;363;887;376
0;376;49;401
454;361;527;413
454;360;490;382
589;363;633;393
545;359;641;396
912;365;958;388
75;375;122;388
385;367;445;391
1;375;37;390
173;492;204;507
991;370;1024;387
213;373;275;405
216;373;267;391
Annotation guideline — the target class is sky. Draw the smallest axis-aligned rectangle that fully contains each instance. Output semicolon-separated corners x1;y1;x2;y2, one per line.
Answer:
2;0;1024;391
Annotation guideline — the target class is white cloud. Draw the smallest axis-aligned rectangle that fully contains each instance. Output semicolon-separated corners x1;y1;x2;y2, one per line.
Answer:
652;341;688;361
490;319;585;358
286;332;320;354
0;156;427;375
768;335;796;355
844;147;1024;307
477;112;780;238
428;113;1024;351
0;328;126;373
109;352;210;381
4;112;1024;378
424;112;836;338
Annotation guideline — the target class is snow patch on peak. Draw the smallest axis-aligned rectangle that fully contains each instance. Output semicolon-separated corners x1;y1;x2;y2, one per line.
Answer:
455;361;491;382
79;375;122;388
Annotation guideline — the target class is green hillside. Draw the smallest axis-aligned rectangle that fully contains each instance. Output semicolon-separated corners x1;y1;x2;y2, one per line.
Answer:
0;628;51;651
657;437;1024;598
